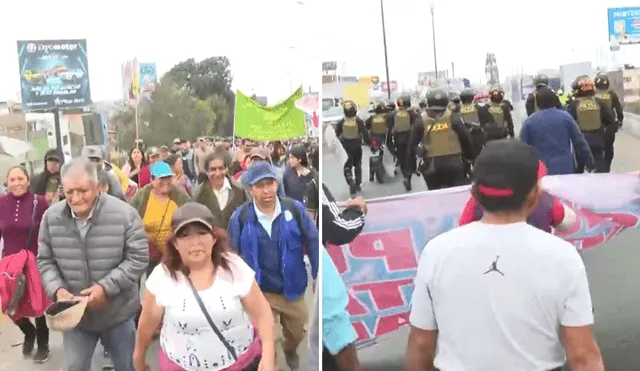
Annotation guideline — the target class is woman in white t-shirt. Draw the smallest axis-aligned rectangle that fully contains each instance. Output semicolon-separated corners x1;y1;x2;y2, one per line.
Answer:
133;203;275;371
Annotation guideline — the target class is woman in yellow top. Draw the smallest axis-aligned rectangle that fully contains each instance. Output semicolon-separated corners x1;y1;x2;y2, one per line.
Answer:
130;161;191;275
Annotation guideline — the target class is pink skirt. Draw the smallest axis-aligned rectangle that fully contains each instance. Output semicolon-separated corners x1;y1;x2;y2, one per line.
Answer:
158;335;262;371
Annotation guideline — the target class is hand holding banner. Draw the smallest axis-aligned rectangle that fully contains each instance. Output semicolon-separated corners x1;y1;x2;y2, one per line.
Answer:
326;174;640;347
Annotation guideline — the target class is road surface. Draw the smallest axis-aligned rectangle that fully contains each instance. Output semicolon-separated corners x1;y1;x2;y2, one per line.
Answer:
0;273;315;371
323;104;640;371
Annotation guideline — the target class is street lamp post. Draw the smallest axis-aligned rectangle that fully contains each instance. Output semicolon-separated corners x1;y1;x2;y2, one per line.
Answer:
430;2;438;79
380;0;392;100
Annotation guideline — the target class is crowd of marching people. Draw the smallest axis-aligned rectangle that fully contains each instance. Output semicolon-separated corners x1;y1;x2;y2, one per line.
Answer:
0;134;320;371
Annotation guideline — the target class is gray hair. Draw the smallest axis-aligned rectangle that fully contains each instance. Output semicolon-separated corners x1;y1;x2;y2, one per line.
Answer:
60;158;98;183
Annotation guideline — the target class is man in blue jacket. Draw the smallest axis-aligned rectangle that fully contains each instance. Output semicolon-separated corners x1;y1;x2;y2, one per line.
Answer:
229;161;319;371
520;87;595;175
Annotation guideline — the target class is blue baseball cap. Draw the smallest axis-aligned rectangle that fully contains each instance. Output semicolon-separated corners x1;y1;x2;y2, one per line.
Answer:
245;161;277;186
150;161;174;179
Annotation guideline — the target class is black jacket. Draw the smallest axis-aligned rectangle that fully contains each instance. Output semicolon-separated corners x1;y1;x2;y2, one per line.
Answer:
321;184;365;246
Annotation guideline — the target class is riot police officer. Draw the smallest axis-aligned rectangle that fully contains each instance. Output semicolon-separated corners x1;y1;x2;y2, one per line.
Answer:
334;100;370;196
447;93;461;114
566;76;616;173
365;101;391;181
457;88;492;125
526;74;562;116
389;94;421;191
594;73;624;172
484;87;515;141
408;89;475;190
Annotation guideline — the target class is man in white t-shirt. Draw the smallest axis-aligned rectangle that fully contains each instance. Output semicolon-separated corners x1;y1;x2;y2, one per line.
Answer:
405;139;604;371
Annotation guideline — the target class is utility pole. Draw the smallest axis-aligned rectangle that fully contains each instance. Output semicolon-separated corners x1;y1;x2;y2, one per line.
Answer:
380;0;392;100
430;2;438;79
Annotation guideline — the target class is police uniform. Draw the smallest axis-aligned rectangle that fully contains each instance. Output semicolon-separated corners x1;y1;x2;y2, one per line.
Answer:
365;104;391;182
594;84;624;172
566;88;616;173
408;90;475;190
526;74;563;116
335;101;370;195
390;95;419;185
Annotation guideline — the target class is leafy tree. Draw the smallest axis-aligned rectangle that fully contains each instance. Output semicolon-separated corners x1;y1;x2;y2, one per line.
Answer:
140;76;215;146
165;57;235;136
110;56;236;150
110;106;136;149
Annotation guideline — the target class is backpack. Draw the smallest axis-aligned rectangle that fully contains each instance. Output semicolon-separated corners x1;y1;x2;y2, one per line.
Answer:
238;196;308;243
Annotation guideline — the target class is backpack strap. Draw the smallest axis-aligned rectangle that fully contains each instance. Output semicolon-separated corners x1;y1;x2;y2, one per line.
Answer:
280;197;307;244
238;201;252;231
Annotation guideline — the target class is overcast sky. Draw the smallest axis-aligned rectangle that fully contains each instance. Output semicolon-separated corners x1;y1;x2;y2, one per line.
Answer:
0;0;321;103
320;0;640;88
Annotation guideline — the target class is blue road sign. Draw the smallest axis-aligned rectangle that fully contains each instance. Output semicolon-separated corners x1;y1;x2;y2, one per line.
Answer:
608;7;640;45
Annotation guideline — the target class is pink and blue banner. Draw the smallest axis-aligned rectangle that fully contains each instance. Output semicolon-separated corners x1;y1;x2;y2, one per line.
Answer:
326;174;640;347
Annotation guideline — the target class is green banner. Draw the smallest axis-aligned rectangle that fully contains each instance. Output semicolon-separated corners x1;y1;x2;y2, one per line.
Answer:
234;88;306;140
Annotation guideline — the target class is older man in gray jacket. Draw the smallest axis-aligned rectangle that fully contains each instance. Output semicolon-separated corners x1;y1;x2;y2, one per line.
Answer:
37;158;148;371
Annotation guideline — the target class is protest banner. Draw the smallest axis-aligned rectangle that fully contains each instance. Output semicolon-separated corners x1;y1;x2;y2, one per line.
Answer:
234;88;306;140
326;174;640;347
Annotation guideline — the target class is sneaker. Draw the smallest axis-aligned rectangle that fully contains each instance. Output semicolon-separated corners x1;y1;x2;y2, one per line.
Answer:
22;334;35;356
284;350;300;370
33;347;49;363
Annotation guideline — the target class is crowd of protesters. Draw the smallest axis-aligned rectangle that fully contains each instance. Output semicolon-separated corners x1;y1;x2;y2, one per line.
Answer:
0;133;320;371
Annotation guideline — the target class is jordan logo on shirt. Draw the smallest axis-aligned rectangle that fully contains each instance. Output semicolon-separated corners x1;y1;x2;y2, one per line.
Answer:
483;255;504;276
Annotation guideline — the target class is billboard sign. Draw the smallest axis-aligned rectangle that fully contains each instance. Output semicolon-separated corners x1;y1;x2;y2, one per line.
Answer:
322;61;337;71
608;7;640;45
17;39;92;110
381;81;398;92
358;76;380;86
138;63;157;98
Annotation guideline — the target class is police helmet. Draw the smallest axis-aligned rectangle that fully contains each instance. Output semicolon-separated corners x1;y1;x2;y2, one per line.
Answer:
594;74;610;90
533;74;550;88
342;100;358;118
370;101;387;114
396;94;411;108
418;99;428;109
573;75;595;95
386;100;396;111
459;88;476;103
489;87;504;102
425;88;450;111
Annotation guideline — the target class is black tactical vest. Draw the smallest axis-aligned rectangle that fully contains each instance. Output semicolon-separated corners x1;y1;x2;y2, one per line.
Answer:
575;97;602;132
488;103;506;128
421;113;462;158
371;114;387;135
595;90;612;109
459;104;479;123
342;118;360;139
393;109;411;132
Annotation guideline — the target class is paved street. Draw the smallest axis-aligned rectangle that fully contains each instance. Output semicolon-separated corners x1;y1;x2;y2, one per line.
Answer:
323;103;640;370
0;275;314;371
